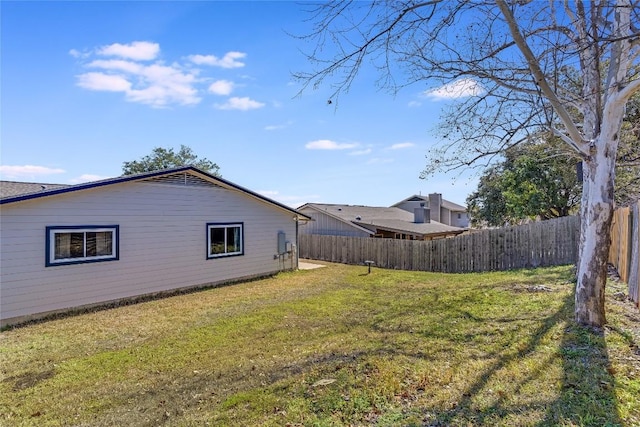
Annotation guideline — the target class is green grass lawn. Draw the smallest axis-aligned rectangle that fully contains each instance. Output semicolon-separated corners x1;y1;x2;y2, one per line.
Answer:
1;262;638;426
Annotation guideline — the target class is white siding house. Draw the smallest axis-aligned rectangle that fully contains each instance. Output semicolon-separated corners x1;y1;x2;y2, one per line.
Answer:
0;167;309;327
297;205;373;238
297;203;466;240
392;193;470;228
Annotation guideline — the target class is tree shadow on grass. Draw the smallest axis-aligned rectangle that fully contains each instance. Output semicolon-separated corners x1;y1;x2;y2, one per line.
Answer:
429;292;622;427
81;281;624;426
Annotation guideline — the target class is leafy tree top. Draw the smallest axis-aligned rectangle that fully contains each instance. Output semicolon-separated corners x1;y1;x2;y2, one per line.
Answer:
466;138;582;227
122;145;221;177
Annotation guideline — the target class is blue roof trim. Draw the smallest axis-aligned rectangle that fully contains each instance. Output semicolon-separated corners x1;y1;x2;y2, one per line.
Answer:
0;167;189;205
0;166;311;220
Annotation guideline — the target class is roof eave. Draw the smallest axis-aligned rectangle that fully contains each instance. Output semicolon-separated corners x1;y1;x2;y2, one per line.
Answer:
0;166;311;221
299;204;374;235
353;221;466;237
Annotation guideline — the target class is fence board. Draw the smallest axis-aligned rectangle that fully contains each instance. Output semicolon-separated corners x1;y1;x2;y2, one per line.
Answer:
610;207;631;282
300;205;636;310
628;202;639;307
608;202;640;307
299;216;581;273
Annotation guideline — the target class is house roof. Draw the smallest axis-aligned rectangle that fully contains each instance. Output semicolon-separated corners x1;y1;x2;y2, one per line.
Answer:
0;166;311;221
0;181;70;198
391;194;467;212
298;203;466;237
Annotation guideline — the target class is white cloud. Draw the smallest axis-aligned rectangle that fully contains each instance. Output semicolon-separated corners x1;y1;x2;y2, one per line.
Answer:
408;100;422;108
424;78;485;100
349;148;372;156
258;190;279;198
77;61;200;107
305;139;359;150
188;51;246;68
76;72;132;92
127;85;200;107
257;190;321;208
69;49;90;59
366;158;394;165
389;142;415;150
129;63;200;106
68;174;110;184
215;97;265;111
208;80;234;96
73;42;252;108
0;165;66;179
87;59;143;74
97;41;160;61
264;120;293;131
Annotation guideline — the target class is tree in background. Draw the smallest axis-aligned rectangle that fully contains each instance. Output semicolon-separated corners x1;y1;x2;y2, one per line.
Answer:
468;96;640;228
616;94;640;206
122;145;221;176
468;135;638;227
467;139;582;227
295;1;640;326
466;166;508;228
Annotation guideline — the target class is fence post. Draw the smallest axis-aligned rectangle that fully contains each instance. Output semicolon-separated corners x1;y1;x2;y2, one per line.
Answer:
628;202;640;307
297;216;582;273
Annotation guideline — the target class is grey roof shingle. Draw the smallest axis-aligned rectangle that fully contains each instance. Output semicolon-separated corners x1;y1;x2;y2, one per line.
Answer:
0;181;70;198
391;194;467;212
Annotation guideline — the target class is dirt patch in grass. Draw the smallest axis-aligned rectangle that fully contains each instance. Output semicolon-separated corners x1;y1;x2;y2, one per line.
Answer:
509;283;556;293
4;369;55;392
1;263;638;426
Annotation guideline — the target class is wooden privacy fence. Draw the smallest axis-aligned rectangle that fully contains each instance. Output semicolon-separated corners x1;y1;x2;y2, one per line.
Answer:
609;200;640;308
299;215;580;273
300;203;639;307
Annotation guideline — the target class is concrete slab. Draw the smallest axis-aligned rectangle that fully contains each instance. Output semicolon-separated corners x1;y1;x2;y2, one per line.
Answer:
298;261;326;270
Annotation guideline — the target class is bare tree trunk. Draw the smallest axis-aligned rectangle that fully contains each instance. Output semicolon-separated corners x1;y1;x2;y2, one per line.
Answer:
575;135;617;326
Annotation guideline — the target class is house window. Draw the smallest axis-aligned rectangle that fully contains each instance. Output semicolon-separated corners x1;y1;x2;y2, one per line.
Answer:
46;226;119;266
458;213;462;219
207;223;243;258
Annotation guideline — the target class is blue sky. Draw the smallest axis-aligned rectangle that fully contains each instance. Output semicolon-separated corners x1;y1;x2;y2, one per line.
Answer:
1;1;480;208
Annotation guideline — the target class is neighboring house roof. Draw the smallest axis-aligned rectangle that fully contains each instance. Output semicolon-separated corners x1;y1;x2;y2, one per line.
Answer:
298;203;466;237
392;194;467;212
0;166;311;221
0;181;70;198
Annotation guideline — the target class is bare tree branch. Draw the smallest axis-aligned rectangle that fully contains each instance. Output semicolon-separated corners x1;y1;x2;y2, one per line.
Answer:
293;0;640;327
496;0;589;156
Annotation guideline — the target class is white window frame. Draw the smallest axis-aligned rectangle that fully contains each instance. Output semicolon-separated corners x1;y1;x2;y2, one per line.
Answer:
46;225;119;266
207;222;244;259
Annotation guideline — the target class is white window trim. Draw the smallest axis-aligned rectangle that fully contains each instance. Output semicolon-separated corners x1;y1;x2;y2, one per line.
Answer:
46;225;119;266
207;222;244;259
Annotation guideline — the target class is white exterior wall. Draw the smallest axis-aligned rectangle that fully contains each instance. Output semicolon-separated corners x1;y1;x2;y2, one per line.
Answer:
0;181;298;325
451;212;470;228
298;209;370;238
395;200;429;215
440;207;451;226
437;208;470;228
396;200;469;228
